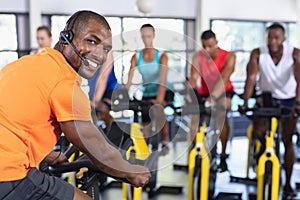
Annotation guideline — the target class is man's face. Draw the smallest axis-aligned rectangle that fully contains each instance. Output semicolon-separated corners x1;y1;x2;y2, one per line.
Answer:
65;19;112;79
37;30;52;48
267;28;285;54
201;38;218;58
141;27;155;47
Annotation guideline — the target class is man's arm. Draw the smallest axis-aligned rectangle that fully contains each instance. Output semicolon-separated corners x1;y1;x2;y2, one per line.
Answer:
292;48;300;117
92;52;114;108
155;52;168;104
42;151;67;166
60;120;151;187
242;49;260;108
189;52;200;89
125;54;137;90
293;48;300;102
210;52;236;100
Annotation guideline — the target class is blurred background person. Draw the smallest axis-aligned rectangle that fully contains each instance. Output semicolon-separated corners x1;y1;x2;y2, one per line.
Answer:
30;25;52;54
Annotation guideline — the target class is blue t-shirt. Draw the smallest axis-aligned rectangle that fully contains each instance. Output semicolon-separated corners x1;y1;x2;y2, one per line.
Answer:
106;66;120;91
88;65;120;100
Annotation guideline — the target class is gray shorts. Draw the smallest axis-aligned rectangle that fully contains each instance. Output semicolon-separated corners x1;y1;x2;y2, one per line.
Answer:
0;168;74;200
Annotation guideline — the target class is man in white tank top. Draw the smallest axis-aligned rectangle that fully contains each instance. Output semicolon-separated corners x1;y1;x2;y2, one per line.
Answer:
241;23;300;198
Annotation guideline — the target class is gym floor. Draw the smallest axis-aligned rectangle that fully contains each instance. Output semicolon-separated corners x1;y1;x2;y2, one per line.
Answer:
100;137;300;200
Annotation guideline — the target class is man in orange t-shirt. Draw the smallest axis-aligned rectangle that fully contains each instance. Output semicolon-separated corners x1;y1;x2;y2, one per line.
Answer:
0;10;150;200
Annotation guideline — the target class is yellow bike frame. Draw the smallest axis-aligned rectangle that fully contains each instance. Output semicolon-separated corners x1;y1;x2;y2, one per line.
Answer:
188;123;210;200
122;122;150;200
257;117;280;200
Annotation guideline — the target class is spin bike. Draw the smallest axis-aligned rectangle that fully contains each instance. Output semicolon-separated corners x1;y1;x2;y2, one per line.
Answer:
233;92;295;200
111;87;183;200
40;100;139;200
42;144;131;200
181;91;223;200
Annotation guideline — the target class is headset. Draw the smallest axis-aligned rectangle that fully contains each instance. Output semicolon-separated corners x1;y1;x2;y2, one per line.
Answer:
59;11;89;66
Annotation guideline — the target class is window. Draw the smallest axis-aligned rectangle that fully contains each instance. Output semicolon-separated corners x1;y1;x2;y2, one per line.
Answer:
121;18;187;85
287;23;298;48
0;14;18;69
51;15;70;45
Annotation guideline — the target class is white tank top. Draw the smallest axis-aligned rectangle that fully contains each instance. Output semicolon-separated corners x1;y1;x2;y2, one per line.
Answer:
257;42;296;99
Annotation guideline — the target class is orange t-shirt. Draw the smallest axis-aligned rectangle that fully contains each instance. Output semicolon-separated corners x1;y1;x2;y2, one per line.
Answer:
0;48;91;181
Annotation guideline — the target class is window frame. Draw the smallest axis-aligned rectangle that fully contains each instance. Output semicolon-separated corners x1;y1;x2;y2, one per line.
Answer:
0;12;25;69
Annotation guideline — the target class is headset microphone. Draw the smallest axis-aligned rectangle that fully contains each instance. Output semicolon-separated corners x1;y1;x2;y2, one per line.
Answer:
60;32;90;66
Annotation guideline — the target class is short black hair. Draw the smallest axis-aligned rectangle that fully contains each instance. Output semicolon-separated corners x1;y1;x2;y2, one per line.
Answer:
267;22;285;33
68;10;111;36
201;30;216;40
37;25;52;38
140;24;155;32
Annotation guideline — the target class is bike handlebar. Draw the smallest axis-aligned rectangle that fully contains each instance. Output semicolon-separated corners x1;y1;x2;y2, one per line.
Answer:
48;144;161;184
238;105;292;118
48;154;131;184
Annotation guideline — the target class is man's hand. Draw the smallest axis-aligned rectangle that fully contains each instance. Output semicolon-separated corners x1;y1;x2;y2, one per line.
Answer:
151;98;166;107
292;102;300;118
239;103;248;115
42;151;67;166
126;165;151;187
186;88;198;104
205;96;216;107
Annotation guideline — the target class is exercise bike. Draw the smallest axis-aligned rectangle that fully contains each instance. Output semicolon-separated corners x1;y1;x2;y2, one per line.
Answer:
232;92;295;200
111;87;183;199
180;91;224;200
42;142;133;200
40;116;136;199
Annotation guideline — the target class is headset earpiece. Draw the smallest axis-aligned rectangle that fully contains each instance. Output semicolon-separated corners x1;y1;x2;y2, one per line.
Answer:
57;10;90;66
59;10;83;45
59;30;74;45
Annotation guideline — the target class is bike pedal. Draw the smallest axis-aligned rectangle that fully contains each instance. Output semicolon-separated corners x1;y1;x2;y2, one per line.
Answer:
215;192;242;200
248;193;256;200
296;182;300;190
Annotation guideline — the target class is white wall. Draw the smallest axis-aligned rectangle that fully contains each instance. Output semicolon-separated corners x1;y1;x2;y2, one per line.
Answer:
0;0;28;12
1;0;298;22
0;0;197;18
39;0;197;18
197;0;298;39
1;0;300;46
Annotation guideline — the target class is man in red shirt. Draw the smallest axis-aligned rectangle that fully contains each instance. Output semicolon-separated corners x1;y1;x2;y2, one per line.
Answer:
189;30;236;172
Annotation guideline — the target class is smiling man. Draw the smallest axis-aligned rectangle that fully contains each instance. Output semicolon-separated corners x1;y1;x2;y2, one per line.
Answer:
241;22;300;198
0;10;150;200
